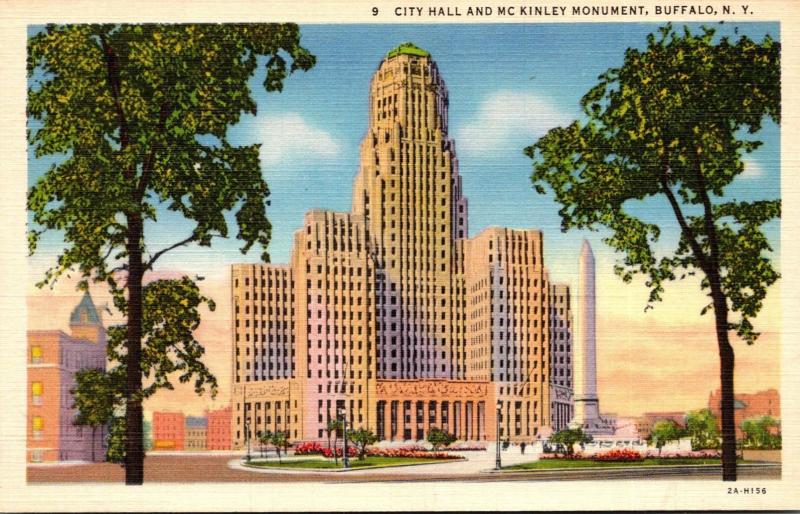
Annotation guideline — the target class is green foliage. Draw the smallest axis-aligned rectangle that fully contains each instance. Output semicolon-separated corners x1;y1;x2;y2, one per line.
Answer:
526;24;780;343
741;416;781;449
106;415;127;463
269;431;289;463
106;277;219;400
426;427;456;450
648;420;686;453
72;368;119;461
685;409;721;450
143;421;153;452
327;419;343;436
549;428;593;455
348;428;379;460
72;368;118;429
28;23;316;274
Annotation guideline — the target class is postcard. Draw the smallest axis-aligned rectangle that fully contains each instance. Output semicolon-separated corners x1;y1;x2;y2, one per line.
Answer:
1;0;797;511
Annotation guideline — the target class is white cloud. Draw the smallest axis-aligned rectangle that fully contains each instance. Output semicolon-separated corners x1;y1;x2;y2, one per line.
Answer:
741;159;765;179
258;113;340;165
456;91;571;157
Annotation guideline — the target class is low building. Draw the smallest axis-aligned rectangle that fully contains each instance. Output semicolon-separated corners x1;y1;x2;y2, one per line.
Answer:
185;416;207;451
27;292;107;463
636;411;686;440
708;388;780;439
206;406;232;450
152;411;185;451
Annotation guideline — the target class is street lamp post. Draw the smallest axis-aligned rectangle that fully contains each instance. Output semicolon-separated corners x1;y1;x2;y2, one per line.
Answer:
339;407;350;469
495;400;502;470
244;419;251;463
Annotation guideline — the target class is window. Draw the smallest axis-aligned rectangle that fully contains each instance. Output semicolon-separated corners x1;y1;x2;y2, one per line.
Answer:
31;346;42;364
32;416;44;440
31;382;43;406
31;450;42;463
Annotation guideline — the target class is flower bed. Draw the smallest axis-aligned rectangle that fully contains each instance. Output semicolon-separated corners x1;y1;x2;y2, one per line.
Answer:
294;442;325;455
321;446;359;458
591;449;644;462
365;448;461;459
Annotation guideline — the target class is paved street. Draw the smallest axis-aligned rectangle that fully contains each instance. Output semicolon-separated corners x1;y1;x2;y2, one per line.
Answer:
27;453;781;483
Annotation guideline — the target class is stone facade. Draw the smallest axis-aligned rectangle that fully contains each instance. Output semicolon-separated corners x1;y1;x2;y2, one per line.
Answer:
549;283;573;431
230;43;571;447
184;417;207;451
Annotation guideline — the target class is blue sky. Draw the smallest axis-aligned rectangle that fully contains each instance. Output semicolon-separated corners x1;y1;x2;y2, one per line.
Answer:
29;22;781;286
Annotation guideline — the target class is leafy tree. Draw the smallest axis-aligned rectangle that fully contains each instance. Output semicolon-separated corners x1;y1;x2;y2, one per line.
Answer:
526;24;780;481
426;427;456;451
258;431;270;459
348;428;378;460
72;368;117;461
741;416;781;449
269;431;288;464
549;428;592;456
327;418;343;465
685;409;721;450
649;420;685;455
27;23;315;485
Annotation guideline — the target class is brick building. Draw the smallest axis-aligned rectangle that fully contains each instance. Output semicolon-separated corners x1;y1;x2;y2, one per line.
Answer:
708;388;780;439
152;411;185;451
206;406;232;450
27;292;107;462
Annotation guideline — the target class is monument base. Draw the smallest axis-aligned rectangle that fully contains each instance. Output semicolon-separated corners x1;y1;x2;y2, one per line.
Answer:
569;398;615;435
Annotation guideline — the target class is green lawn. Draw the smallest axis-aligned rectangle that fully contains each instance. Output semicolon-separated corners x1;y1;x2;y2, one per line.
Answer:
245;456;456;470
506;458;746;471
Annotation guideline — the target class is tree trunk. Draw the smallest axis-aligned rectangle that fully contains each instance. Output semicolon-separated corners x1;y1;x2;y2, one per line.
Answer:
91;426;96;462
124;213;145;485
711;285;737;481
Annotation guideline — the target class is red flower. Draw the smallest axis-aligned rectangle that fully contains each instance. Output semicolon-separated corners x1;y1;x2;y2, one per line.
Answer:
591;449;644;462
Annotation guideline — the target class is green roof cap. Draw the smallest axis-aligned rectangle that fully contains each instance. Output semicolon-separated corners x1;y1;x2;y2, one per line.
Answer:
70;291;101;325
387;42;430;59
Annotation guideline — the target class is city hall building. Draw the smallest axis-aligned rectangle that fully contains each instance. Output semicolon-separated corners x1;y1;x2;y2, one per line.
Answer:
231;43;572;447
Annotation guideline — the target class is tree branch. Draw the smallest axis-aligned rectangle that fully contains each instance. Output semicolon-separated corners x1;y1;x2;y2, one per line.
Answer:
99;32;132;181
691;139;723;280
659;158;712;275
145;234;198;270
136;101;172;202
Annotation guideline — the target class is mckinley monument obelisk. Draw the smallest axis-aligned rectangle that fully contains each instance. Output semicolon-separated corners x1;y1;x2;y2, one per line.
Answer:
570;240;614;435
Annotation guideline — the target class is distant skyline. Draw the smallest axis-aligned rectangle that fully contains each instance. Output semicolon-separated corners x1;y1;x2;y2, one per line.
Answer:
27;23;781;418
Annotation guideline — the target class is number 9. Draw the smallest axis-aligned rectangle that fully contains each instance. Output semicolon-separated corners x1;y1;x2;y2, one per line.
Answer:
372;7;379;15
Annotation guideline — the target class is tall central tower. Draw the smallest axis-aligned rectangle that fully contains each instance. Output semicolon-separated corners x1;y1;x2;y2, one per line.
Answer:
230;43;561;446
352;43;469;380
